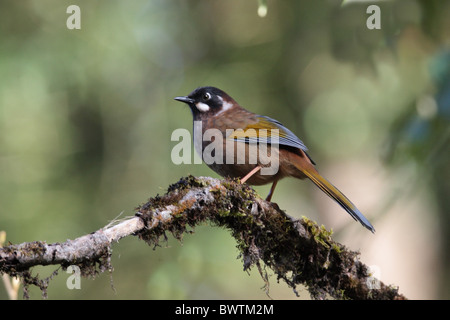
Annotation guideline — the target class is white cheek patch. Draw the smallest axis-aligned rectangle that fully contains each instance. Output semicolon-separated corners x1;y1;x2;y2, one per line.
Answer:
196;102;210;112
222;100;233;111
216;96;233;115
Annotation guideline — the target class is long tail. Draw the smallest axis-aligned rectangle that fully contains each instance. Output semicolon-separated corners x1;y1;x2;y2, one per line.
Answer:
291;152;375;233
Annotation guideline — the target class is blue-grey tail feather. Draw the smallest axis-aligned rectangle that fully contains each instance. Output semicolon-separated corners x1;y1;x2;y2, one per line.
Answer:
304;169;375;233
343;206;375;233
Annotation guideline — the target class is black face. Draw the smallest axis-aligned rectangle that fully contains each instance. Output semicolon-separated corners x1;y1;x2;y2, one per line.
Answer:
174;86;229;117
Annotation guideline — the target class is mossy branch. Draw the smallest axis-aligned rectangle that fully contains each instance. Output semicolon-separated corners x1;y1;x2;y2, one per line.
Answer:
0;176;406;300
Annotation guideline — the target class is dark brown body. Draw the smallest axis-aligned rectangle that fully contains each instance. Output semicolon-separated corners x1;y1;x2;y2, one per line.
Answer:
198;107;311;185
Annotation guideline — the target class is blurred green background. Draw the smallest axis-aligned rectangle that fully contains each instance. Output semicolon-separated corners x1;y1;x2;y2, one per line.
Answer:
1;0;449;299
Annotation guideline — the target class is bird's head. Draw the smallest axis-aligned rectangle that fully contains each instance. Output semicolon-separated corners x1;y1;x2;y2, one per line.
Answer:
174;86;237;119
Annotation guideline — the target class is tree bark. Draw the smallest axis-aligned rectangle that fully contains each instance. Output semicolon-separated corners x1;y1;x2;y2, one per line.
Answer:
0;176;406;300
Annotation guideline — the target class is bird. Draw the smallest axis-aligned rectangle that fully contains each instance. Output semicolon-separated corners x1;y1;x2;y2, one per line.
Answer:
174;86;375;233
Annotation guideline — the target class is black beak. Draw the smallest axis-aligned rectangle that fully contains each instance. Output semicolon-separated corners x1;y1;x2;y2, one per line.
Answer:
174;96;195;104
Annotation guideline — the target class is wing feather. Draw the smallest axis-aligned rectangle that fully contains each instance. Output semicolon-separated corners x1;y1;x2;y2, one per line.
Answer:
227;115;308;152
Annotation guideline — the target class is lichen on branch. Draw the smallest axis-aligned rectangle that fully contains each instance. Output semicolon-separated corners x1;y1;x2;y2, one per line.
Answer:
0;175;406;300
136;175;404;300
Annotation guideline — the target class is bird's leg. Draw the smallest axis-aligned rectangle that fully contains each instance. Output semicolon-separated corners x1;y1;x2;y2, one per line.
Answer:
240;166;261;184
265;180;278;202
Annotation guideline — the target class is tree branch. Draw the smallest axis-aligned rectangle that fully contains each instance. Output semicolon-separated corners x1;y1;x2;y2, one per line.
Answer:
0;176;406;300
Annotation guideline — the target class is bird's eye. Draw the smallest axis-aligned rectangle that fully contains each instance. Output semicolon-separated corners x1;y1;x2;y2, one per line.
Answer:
203;92;211;101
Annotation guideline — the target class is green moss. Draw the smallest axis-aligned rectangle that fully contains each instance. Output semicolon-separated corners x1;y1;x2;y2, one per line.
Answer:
331;243;343;253
2;175;404;300
134;176;404;300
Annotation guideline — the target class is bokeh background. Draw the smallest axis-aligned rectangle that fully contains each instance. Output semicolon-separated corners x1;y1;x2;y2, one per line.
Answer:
0;0;449;300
